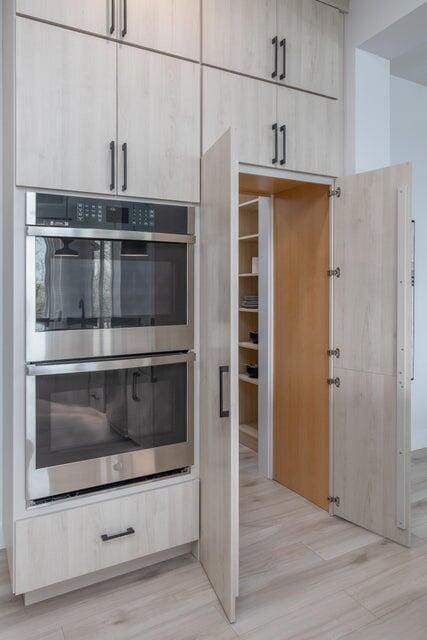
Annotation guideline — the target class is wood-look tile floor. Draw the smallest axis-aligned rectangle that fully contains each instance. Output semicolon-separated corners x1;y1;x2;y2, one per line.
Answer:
1;446;427;639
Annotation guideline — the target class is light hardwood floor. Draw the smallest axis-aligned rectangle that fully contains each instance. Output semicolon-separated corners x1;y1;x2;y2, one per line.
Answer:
1;446;427;639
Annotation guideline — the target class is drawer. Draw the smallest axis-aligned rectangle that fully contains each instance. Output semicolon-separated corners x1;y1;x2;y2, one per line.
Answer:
15;480;199;594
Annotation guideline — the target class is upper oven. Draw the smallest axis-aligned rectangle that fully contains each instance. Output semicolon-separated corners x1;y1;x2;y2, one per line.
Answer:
26;193;195;362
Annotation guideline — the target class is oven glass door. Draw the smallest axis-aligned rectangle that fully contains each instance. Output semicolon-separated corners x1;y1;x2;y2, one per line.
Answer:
27;353;194;500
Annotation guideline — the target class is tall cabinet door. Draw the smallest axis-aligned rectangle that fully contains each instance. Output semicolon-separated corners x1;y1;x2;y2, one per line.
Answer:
200;130;239;622
16;0;116;36
202;0;277;81
203;67;277;168
120;0;200;61
118;46;200;203
333;164;413;546
16;18;117;195
277;0;342;98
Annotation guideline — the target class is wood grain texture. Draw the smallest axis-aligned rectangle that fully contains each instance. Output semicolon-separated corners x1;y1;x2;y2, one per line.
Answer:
277;0;343;98
122;0;200;61
200;131;239;622
334;164;412;375
277;84;342;176
15;481;199;594
16;18;116;194
202;0;277;81
273;184;330;511
118;46;200;202
333;164;412;547
203;67;277;168
16;0;113;36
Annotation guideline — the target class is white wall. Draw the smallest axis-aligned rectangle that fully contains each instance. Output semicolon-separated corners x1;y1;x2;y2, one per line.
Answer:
391;75;427;450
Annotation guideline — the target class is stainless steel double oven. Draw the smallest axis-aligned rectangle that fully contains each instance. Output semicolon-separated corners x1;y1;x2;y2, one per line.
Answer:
25;192;195;501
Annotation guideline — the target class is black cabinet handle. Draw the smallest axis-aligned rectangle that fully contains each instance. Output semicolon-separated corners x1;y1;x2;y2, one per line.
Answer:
122;142;128;192
219;366;229;418
280;38;287;80
101;527;135;542
272;36;278;78
132;370;140;401
109;0;115;34
121;0;127;37
109;140;115;191
272;123;278;164
280;124;287;165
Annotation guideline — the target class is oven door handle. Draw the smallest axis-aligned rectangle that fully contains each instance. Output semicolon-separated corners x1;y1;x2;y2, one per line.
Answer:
27;352;196;376
26;226;195;244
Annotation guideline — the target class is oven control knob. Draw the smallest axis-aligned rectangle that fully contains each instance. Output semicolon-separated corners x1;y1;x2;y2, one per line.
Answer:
113;461;123;472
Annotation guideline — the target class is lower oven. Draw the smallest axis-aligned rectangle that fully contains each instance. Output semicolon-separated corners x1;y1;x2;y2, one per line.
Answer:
26;352;194;501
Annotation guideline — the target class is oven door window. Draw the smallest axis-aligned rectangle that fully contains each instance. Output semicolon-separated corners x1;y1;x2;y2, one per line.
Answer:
35;363;187;469
35;238;187;331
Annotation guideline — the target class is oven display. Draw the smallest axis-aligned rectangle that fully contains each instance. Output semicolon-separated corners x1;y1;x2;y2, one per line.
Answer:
106;206;129;224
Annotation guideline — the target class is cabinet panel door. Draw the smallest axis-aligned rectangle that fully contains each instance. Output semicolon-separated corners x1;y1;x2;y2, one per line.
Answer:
200;130;239;623
118;46;200;203
16;0;115;37
203;67;277;168
277;85;342;176
120;0;200;61
16;18;116;195
333;164;412;546
202;0;277;81
277;0;342;98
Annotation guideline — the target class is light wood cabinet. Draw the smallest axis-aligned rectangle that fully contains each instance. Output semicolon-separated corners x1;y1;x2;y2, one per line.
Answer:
202;0;277;81
120;0;200;61
15;480;199;594
277;0;342;98
203;67;277;167
16;0;115;37
118;46;200;203
277;84;341;176
16;17;117;195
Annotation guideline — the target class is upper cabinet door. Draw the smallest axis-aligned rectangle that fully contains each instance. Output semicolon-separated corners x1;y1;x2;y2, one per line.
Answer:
333;164;413;546
277;84;342;176
16;0;116;37
120;0;200;61
202;0;277;81
16;18;116;195
118;46;200;203
200;130;239;623
203;67;277;168
277;0;342;98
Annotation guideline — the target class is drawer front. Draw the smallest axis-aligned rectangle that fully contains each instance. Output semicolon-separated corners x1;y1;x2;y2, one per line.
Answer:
15;480;199;594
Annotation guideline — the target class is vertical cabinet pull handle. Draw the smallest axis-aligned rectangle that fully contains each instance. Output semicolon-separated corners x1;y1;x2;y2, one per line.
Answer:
280;38;287;80
272;123;278;164
132;371;141;401
109;0;115;34
272;36;278;78
219;366;230;418
121;0;127;37
109;140;115;191
280;124;287;165
122;142;128;192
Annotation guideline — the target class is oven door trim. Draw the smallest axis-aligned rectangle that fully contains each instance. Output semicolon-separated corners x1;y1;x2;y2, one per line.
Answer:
26;352;195;501
26;234;194;362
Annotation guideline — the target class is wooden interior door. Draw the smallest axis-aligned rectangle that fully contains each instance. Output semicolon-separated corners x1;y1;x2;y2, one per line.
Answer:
200;131;239;622
333;164;412;546
273;184;330;511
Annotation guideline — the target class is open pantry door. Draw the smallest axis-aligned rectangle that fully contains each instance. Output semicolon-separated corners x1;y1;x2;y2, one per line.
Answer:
199;130;239;621
332;163;413;546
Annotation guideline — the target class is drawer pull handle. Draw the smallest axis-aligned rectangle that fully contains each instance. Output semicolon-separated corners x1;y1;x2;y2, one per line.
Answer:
101;526;135;542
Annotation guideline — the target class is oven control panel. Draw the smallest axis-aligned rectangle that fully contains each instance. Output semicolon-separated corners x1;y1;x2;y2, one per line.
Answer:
31;193;190;235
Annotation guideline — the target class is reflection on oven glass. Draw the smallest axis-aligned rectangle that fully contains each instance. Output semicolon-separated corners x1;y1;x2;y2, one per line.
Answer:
35;363;187;469
35;238;187;331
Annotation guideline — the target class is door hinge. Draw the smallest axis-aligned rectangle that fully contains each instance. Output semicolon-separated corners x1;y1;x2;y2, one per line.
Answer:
329;187;341;198
328;377;341;387
328;495;340;507
328;267;341;278
327;348;340;358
